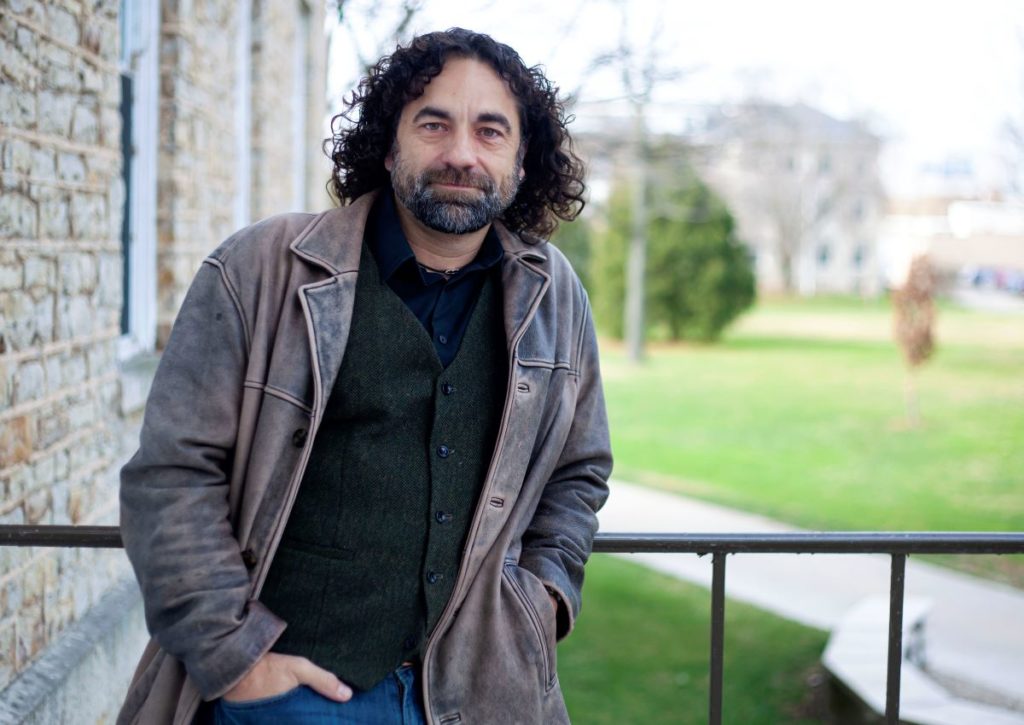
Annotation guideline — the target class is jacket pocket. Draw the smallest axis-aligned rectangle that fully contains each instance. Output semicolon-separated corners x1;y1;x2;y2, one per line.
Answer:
501;562;557;692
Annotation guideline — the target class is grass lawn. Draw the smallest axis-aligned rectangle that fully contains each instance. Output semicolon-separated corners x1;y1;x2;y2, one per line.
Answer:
560;555;829;724
599;296;1024;580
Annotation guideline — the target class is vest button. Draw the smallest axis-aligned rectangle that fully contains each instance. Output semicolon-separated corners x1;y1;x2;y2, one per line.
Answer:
292;428;307;447
435;510;453;524
437;445;451;458
437;334;448;344
426;571;441;584
441;382;455;395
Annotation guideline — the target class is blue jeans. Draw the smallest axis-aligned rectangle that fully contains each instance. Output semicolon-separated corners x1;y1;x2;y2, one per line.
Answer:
213;664;427;725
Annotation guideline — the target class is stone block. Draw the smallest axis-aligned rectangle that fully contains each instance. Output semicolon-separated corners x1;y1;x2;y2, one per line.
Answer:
63;352;87;387
56;152;85;183
58;253;82;294
22;256;53;288
3;138;32;175
63;294;94;337
0;78;37;128
0;192;37;238
69;193;105;240
96;252;121;308
0;38;35;93
3;290;36;350
32;294;54;344
36;407;66;449
79;253;98;292
38;192;69;239
0;620;13;689
43;63;78;93
44;354;61;394
46;6;80;48
29;147;54;179
23;488;51;525
98;105;120;147
70;103;99;145
32;455;55;492
13;361;44;406
81;63;102;94
67;399;93;429
14;23;36;56
0;259;20;290
16;600;47;666
0;416;33;466
66;484;84;525
37;90;75;137
50;479;69;524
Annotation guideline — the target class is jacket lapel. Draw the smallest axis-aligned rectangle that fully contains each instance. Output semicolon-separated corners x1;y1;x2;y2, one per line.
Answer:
290;191;380;418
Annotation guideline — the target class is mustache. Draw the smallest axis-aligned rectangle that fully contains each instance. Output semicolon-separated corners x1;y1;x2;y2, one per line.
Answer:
421;168;495;193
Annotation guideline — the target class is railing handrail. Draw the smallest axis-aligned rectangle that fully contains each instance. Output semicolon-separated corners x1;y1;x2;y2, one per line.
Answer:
2;526;1022;553
1;525;1022;725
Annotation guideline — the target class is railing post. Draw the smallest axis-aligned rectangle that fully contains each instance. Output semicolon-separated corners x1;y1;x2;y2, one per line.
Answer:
709;553;726;725
886;553;907;724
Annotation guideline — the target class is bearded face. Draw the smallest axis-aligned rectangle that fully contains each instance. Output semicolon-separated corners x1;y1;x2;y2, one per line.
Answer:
389;145;523;235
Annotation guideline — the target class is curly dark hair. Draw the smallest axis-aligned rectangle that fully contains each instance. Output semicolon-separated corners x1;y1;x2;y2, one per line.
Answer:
326;27;586;238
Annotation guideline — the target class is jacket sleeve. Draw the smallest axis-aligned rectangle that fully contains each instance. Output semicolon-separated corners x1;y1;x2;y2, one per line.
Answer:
518;292;612;640
119;260;286;701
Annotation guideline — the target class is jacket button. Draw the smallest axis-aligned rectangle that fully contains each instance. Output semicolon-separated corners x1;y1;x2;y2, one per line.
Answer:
437;445;450;458
241;548;258;569
426;570;441;584
441;382;455;395
292;428;307;447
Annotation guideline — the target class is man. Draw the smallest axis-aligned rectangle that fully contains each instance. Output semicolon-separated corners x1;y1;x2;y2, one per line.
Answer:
118;28;611;725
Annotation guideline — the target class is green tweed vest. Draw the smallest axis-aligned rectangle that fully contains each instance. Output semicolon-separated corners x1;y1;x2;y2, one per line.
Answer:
259;245;506;691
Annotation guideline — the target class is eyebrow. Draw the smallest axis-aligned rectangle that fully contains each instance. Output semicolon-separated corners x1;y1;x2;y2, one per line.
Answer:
412;106;513;134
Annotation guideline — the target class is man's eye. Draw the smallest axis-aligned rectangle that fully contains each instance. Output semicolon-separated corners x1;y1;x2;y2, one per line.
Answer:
479;127;502;139
422;122;445;131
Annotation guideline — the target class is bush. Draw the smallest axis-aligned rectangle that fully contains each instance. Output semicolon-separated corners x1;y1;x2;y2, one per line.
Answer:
591;159;756;342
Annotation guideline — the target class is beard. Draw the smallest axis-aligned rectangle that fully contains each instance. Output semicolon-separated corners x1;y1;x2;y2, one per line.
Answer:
390;152;522;235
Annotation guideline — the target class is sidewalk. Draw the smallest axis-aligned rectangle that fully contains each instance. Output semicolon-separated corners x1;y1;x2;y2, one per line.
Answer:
597;481;1024;718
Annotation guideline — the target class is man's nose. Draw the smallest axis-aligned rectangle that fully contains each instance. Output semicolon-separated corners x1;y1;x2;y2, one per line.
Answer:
440;128;477;168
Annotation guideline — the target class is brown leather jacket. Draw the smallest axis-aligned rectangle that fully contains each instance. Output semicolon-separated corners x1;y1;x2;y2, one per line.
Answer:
117;191;612;724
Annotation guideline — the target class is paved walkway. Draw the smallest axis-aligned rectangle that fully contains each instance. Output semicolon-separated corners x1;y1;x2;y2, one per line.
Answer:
597;481;1024;720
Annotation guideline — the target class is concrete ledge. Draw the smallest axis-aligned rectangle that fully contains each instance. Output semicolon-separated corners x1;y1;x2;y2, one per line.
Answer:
823;596;1024;725
0;576;148;725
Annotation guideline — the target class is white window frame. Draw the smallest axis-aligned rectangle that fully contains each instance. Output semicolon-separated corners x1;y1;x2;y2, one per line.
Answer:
118;0;159;359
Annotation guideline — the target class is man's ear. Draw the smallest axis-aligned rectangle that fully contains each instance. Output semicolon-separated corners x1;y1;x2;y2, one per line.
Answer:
384;151;394;172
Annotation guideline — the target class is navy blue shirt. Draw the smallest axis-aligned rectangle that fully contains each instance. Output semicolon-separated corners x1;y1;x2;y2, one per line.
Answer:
366;193;505;368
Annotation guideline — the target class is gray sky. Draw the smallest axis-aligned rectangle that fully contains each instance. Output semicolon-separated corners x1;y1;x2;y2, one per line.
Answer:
328;0;1024;196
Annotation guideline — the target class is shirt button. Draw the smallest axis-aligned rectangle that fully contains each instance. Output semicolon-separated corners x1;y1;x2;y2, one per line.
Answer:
435;511;452;524
426;571;441;584
438;334;448;344
292;428;307;447
437;445;451;458
441;382;455;395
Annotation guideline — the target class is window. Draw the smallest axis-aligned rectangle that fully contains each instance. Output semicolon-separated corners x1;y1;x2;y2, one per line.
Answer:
118;0;159;357
817;244;831;268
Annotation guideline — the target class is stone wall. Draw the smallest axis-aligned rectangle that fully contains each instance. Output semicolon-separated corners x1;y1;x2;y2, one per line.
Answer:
0;0;136;698
2;0;329;720
156;0;245;347
250;0;329;221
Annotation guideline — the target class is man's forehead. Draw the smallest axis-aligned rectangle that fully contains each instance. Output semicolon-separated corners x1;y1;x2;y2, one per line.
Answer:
400;57;523;128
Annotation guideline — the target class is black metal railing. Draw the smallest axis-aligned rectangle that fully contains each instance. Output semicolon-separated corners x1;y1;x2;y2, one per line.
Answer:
2;526;1023;725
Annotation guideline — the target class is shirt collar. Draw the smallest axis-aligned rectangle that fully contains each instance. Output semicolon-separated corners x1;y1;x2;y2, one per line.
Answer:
369;191;505;284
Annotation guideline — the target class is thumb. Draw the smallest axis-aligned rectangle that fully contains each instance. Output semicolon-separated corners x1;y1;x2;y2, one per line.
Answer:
293;658;353;702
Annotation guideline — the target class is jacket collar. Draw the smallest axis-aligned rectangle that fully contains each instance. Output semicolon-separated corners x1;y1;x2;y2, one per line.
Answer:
290;188;548;275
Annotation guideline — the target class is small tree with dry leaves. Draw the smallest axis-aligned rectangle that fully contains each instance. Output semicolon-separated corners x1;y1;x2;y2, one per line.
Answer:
892;255;936;427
